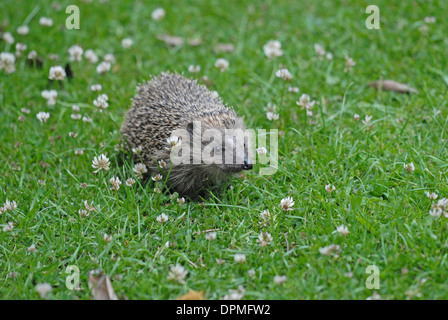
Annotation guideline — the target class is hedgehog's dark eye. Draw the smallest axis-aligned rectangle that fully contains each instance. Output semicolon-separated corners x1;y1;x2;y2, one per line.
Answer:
214;145;222;154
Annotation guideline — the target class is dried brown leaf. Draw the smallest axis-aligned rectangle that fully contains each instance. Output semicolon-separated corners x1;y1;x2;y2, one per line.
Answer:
88;270;119;300
176;290;204;300
369;80;417;93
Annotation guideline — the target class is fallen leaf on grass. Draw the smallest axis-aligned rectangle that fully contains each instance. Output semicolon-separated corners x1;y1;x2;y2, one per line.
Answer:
88;270;119;300
176;290;204;300
368;80;417;93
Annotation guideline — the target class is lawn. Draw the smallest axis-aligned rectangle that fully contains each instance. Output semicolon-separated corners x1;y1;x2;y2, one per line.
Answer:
1;0;448;300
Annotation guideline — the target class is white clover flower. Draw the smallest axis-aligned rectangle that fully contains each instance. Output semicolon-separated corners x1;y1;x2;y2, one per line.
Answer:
177;197;185;205
336;225;349;236
41;90;58;105
288;87;299;93
103;233;112;243
96;61;111;74
132;146;142;154
275;68;293;81
133;163;148;179
152;174;163;181
264;103;276;112
82;115;92;123
404;162;415;173
21;108;30;114
424;16;436;24
71;114;82;120
49;66;66;80
69;132;78;138
68;45;83;61
35;283;53;299
103;53;115;64
167;264;188;283
152;8;166;21
222;286;245;300
121;38;133;48
15;43;27;56
188;65;201;73
296;94;316;110
84;49;99;63
167;136;182;149
109;177;121;191
39;17;54;27
266;112;279;121
93;94;109;111
314;43;326;57
158;159;167;169
36;111;50;123
27;50;37;59
257;232;273;247
436;198;448;211
78;209;88;217
344;55;356;72
91;154;110;173
156;213;169;223
215;58;229;72
83;200;97;213
91;84;102;91
234;253;246;263
0;52;16;74
280;197;294;211
74;149;84;155
319;244;341;256
425;192;438;200
362;115;373;125
17;25;30;35
125;178;135;186
263;40;283;59
154;187;162;194
274;275;287;285
4;199;17;211
429;208;442;218
3;221;14;232
210;91;220;100
325;184;336;194
28;244;37;253
260;209;274;226
205;231;217;241
430;198;448;218
326;52;333;60
354;114;360;121
256;147;267;156
2;32;14;44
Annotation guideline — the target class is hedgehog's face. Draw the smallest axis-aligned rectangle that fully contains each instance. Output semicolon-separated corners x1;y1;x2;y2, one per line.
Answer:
215;135;253;173
186;120;253;174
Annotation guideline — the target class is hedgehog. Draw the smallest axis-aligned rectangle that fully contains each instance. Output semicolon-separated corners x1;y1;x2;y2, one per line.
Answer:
121;72;253;199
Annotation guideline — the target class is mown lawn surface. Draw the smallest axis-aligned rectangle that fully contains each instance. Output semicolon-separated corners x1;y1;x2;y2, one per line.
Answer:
1;0;448;299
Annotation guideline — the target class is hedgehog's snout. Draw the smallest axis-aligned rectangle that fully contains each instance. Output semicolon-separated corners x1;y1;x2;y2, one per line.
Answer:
242;159;253;170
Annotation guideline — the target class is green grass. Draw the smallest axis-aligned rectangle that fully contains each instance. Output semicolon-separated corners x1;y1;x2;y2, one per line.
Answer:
1;0;448;300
